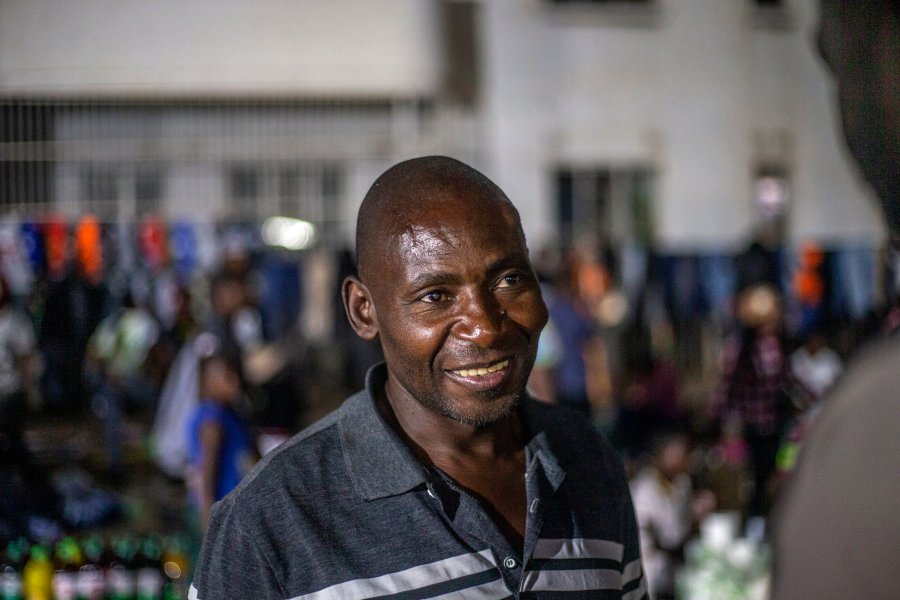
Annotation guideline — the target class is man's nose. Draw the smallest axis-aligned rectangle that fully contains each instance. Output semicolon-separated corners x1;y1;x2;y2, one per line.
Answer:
454;290;504;346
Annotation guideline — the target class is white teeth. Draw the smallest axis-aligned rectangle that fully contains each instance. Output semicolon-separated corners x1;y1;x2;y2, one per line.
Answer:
487;360;508;373
454;360;509;378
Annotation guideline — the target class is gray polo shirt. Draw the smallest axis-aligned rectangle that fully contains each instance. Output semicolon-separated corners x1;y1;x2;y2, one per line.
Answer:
191;364;647;599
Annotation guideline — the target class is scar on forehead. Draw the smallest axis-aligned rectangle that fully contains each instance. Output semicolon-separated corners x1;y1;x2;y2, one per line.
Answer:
389;226;458;270
397;223;459;248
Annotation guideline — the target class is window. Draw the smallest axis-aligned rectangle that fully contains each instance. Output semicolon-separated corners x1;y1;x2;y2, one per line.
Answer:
229;165;260;200
752;166;790;242
749;0;793;30
545;0;660;27
135;166;163;203
83;166;118;202
556;167;655;248
548;0;652;4
0;102;54;207
753;169;789;220
277;163;341;228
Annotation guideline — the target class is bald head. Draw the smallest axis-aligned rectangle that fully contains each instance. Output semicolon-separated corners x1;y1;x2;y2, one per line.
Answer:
355;156;523;282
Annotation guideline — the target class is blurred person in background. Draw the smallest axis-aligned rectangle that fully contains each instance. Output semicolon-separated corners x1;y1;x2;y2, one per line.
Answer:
773;0;900;597
39;264;109;412
0;276;64;540
527;316;562;404
774;328;842;480
614;323;681;456
711;285;808;517
788;328;842;401
86;290;159;481
630;431;715;599
0;274;39;468
186;354;257;533
205;274;264;378
146;285;199;386
542;250;599;417
526;248;563;404
0;275;40;431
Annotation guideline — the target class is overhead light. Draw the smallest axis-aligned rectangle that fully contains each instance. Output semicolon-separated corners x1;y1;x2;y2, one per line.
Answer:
261;216;317;250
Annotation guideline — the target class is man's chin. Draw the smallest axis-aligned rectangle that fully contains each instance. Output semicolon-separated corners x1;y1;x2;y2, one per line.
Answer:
436;393;520;429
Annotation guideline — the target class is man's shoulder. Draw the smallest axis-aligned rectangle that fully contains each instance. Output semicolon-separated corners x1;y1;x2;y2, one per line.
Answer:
214;393;355;520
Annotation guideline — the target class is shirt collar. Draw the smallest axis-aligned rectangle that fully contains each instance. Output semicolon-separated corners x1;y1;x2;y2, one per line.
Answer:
339;362;568;501
338;363;427;501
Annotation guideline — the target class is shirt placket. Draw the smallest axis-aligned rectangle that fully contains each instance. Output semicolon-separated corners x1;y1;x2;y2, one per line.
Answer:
426;470;525;595
423;444;566;598
519;448;566;596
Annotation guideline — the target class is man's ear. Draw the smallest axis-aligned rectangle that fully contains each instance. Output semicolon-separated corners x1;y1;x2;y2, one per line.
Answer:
342;276;379;341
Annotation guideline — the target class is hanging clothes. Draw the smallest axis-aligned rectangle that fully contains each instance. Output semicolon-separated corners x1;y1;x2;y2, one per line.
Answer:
170;220;198;282
74;215;103;283
43;216;69;280
0;219;33;297
835;245;877;320
698;253;736;322
138;216;169;273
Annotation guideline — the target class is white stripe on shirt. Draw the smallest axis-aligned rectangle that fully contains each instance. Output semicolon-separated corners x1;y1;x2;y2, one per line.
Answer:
290;549;498;600
521;568;623;592
532;538;624;562
623;557;643;585
523;538;645;594
428;577;512;600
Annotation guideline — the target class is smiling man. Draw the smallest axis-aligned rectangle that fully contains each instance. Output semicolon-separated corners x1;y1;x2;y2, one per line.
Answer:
190;156;647;600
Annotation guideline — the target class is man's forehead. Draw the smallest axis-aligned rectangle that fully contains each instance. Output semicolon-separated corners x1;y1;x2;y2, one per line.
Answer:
396;223;461;257
384;203;524;267
392;197;517;244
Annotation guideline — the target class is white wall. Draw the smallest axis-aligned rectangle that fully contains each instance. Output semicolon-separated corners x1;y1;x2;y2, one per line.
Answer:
0;0;442;97
479;0;884;251
2;0;884;247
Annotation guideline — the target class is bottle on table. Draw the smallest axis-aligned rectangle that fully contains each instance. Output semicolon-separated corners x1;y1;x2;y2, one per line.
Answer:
135;537;163;600
22;545;52;600
52;537;83;600
160;536;190;600
0;539;28;600
106;536;137;600
76;535;106;600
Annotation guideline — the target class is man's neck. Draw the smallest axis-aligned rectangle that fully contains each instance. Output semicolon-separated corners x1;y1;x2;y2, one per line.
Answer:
377;378;526;468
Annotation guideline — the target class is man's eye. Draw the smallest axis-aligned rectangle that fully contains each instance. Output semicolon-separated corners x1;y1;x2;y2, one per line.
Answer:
495;273;523;289
420;290;446;303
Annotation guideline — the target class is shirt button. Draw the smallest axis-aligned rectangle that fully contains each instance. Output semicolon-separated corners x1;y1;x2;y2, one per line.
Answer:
503;557;518;569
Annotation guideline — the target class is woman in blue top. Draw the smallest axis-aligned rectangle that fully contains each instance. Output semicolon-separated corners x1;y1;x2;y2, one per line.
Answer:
187;354;257;530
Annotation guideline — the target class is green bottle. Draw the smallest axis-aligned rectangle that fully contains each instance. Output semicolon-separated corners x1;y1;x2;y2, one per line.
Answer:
52;537;83;600
0;539;27;600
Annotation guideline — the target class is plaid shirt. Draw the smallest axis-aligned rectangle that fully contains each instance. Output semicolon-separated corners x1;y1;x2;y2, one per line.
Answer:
712;333;792;435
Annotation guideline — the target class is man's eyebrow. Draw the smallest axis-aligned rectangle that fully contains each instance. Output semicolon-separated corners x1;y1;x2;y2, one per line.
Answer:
403;254;528;292
485;254;530;275
405;271;462;291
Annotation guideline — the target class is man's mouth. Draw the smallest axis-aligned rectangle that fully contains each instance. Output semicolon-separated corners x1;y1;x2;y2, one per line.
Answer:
450;359;509;378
